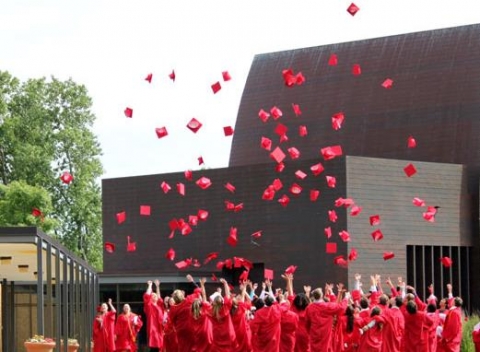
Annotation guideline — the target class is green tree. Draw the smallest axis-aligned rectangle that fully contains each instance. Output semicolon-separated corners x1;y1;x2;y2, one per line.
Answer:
0;71;103;269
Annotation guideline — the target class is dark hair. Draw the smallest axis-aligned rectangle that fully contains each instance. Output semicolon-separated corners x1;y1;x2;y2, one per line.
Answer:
360;297;369;309
427;303;437;313
345;305;355;333
394;296;403;308
293;293;310;311
454;297;463;308
406;300;417;314
312;289;323;301
254;298;265;310
370;306;381;317
379;295;388;306
265;296;275;307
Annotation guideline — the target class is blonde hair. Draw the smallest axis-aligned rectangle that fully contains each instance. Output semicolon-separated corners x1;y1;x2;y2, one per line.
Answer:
192;299;202;320
172;290;185;304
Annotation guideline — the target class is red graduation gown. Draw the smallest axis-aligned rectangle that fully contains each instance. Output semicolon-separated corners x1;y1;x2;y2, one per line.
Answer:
441;307;462;352
290;303;310;352
143;293;164;349
163;311;179;352
381;307;404;352
115;313;143;352
357;315;386;352
404;310;434;352
472;325;480;352
231;301;252;352
280;304;298;352
340;314;362;352
191;302;213;352
169;295;196;352
93;311;116;352
250;304;282;352
209;296;237;352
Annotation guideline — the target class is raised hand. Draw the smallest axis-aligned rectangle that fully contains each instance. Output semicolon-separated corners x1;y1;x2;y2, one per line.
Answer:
186;274;194;282
154;279;160;287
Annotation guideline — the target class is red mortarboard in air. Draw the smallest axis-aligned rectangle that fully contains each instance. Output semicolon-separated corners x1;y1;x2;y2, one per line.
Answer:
324;227;332;239
413;197;426;207
328;54;338;66
326;242;337;254
60;171;74;184
334;255;348;268
275;162;285;173
224;259;233;269
440;256;452;268
262;185;276;201
310;189;320;201
204;252;219;264
352;64;362;76
272;179;283;190
223;126;234;136
407;136;417;148
270;147;286;163
382;79;394;89
32;208;43;217
211;273;218;281
352;290;362;302
211;81;221;94
371;229;384;241
258;109;270;123
339;230;351;242
332;112;345;131
383;252;395;261
105;242;115;253
349;248;358;261
192;259;201;268
116;211;126;224
239;270;249;282
270;106;283;120
126;236;136;252
278;194;290;207
198;209;209;221
140;205;151;216
169;70;176;81
347;3;360;16
279;133;289;143
216;261;225;270
234;257;243;268
177;183;186;196
198;156;204;165
292;103;302;117
124;107;133;118
264;269;274;280
299;125;308;137
350;205;362;216
224;182;236;193
187;118;203;133
310;163;324;176
423;206;437;222
296;72;305;85
283;69;296;87
404;163;417;177
321;145;343;160
284;265;297;275
370;215;381;226
184;170;193;181
181;222;192;236
196;176;212;190
175;259;192;269
189;215;198;226
234;203;244;212
155;127;168;139
169;218;179;231
295;170;307;180
328;210;338;223
290;183;302;195
275;123;288;137
326;176;337;188
222;71;231;81
335;197;351;207
227;227;238;247
161;181;171;194
225;200;235;211
166;248;175;261
251;230;262;239
145;73;153;83
261;137;272;151
288;147;300;160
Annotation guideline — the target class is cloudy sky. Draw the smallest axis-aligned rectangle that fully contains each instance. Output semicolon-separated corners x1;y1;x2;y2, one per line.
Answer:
1;1;478;179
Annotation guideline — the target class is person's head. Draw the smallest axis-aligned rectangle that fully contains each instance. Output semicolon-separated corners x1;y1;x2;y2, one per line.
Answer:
379;294;388;306
406;300;417;314
312;288;323;301
123;304;131;314
360;297;369;310
265;295;275;307
427;303;437;313
454;297;463;308
192;298;202;319
254;298;265;311
151;292;159;304
212;294;224;307
345;305;355;333
293;293;310;311
370;306;381;317
168;297;175;308
439;298;447;310
172;289;185;304
405;293;415;302
394;296;403;308
100;303;108;313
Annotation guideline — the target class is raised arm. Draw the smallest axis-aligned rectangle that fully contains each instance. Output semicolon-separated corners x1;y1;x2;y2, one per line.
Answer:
199;277;207;302
108;298;116;313
146;280;153;295
220;278;231;298
186;274;200;288
154;279;161;298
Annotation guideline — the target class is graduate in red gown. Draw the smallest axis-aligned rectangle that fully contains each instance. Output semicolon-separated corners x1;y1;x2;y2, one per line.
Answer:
208;278;238;352
169;289;196;352
426;302;441;352
305;285;346;352
163;297;178;352
279;296;298;352
340;305;362;352
380;296;404;352
144;280;164;352
250;295;282;352
231;281;252;352
284;273;310;352
357;306;386;352
93;299;116;352
115;304;143;352
472;321;480;352
403;300;435;352
190;277;213;352
441;297;463;352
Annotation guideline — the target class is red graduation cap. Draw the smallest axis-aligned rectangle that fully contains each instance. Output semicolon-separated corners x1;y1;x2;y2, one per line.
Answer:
292;103;302;117
196;176;212;190
272;178;283;190
198;209;209;221
296;72;306;85
295;170;307;180
347;3;360;16
186;118;203;133
251;230;262;239
382;78;394;89
282;69;296;87
328;210;338;223
261;137;272;151
227;227;238;247
239;270;249;282
349;248;358;261
270;106;283;120
155;127;168;139
371;229;384;242
321;145;343;160
326;242;337;254
310;163;324;176
124;107;133;118
211;273;218;281
412;197;426;207
407;136;417;148
126;236;136;252
290;183;302;195
60;171;74;184
198;156;205;165
262;185;276;201
404;163;417;177
223;126;234;136
383;252;395;261
169;218;179;231
189;215;198;226
32;208;43;217
233;257;243;268
326;176;337;188
275;162;285;173
145;73;153;83
166;248;175;261
180;222;192;236
275;123;288;137
224;258;233;269
328;54;338;66
169;70;176;82
140;205;151;216
350;205;362;216
116;211;126;224
211;81;221;94
184;170;193;181
288;147;300;160
324;227;332;239
264;269;274;280
440;256;453;268
279;133;289;143
331;112;345;131
335;197;349;207
334;255;348;268
234;203;244;212
369;215;381;226
258;109;270;123
105;242;115;253
284;265;297;275
192;259;201;268
352;64;362;76
160;181;171;194
204;252;219;264
310;189;320;201
299;125;308;137
270;147;286;163
175;259;192;269
177;183;186;196
339;230;351;242
278;194;290;207
423;206;437;222
224;182;236;193
222;71;231;81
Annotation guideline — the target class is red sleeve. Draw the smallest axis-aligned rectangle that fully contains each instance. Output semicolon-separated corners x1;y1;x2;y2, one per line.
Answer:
390;287;398;297
369;291;380;306
414;295;427;311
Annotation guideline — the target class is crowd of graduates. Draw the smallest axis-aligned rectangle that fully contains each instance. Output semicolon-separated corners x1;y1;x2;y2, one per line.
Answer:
92;273;476;352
